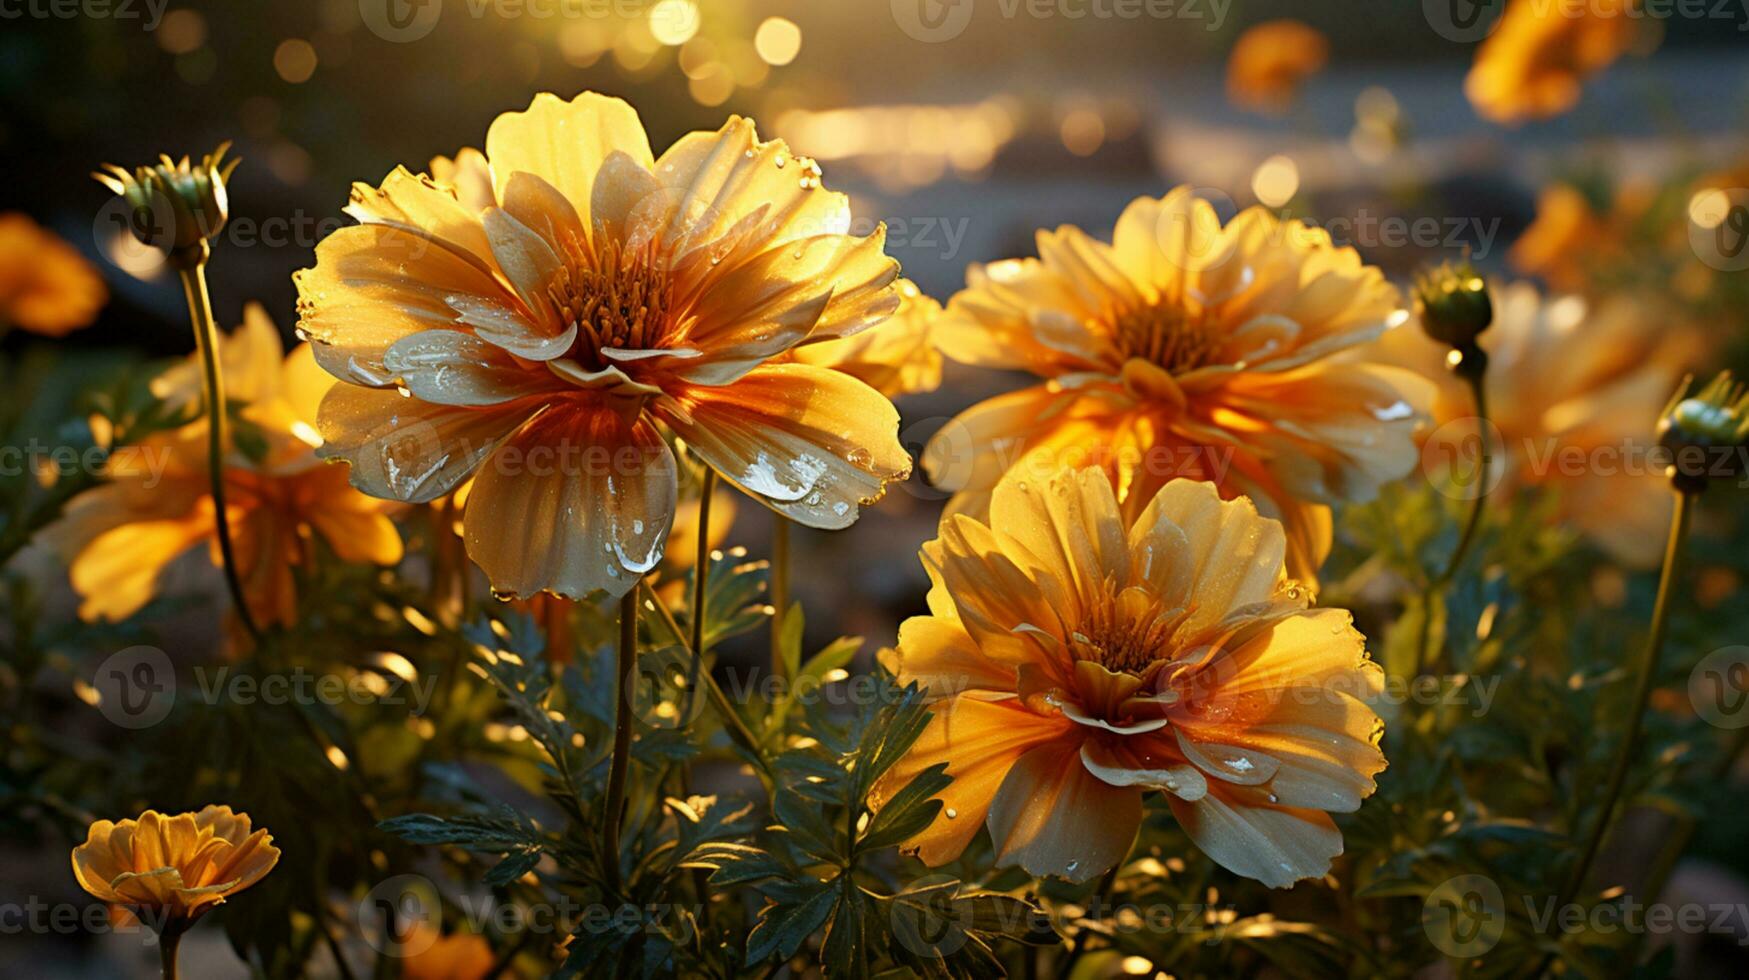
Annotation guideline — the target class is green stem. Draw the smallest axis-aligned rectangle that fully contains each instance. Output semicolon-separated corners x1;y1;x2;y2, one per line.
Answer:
603;588;637;895
1416;362;1492;676
682;470;715;926
1629;723;1749;953
158;925;183;980
1540;489;1694;972
770;516;790;679
637;581;771;780
681;470;715;722
177;262;261;642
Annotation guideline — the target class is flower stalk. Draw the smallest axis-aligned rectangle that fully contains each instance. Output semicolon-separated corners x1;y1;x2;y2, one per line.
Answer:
158;924;183;980
1539;486;1692;972
178;256;261;642
770;515;791;679
603;588;638;895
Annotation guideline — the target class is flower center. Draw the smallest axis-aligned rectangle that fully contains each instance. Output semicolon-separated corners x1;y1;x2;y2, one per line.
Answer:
549;234;674;370
1110;301;1223;375
1069;588;1192;676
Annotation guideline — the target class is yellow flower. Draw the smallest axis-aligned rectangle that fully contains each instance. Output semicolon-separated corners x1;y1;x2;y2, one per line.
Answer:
0;212;107;336
1465;0;1641;125
399;923;496;980
784;279;944;398
923;187;1432;581
874;470;1386;887
40;305;403;626
299;91;911;601
71;805;279;930
1226;20;1329;114
1381;281;1710;565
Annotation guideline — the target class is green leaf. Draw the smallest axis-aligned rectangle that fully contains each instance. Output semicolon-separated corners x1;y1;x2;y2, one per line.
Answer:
858;762;950;854
747;879;839;964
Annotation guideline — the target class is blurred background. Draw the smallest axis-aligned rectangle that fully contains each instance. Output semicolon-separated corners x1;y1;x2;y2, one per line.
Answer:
3;0;1749;975
6;0;1744;641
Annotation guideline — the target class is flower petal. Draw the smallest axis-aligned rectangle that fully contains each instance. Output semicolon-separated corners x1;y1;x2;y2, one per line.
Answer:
463;406;677;600
1167;789;1343;888
316;385;533;504
986;739;1142;883
870;697;1074;868
484;91;653;227
296;224;516;387
653;364;909;529
384;329;567;406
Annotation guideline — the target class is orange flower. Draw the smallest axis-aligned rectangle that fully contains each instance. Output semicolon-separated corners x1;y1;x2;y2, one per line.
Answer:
784;279;943;398
1509;181;1662;291
1382;281;1710;565
923;188;1431;581
1465;0;1641;125
1226;20;1329;113
299;91;910;600
40;305;403;626
399;924;495;980
874;470;1386;886
71;805;279;931
0;211;106;336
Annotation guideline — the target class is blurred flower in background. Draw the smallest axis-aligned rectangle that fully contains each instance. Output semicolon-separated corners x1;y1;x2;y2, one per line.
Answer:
1386;281;1711;565
39;305;402;627
0;212;106;337
784;278;945;398
1226;19;1330;114
1466;0;1645;124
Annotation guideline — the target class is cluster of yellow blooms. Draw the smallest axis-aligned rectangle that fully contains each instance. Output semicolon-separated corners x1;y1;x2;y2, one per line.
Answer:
27;0;1727;967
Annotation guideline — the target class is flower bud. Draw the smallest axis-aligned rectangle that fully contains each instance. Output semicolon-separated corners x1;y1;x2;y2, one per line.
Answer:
93;143;237;268
1657;371;1749;493
1412;261;1493;351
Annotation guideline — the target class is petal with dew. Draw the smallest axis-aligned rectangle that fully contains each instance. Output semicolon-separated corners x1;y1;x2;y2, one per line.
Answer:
464;406;677;600
871;697;1075;868
986;739;1142;883
653;364;909;529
